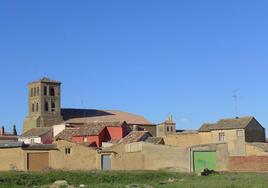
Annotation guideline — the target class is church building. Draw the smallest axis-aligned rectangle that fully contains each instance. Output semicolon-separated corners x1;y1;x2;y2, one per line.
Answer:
23;78;157;136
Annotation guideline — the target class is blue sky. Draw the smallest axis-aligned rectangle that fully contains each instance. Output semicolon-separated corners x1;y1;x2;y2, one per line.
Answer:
0;1;268;134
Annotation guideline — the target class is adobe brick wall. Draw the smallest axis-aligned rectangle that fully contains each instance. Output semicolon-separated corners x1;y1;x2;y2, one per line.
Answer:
229;156;268;172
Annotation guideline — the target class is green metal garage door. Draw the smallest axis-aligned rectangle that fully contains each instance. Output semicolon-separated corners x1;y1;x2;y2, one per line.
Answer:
193;151;217;172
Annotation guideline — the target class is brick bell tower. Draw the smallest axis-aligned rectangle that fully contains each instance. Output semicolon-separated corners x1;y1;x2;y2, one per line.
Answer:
23;77;63;132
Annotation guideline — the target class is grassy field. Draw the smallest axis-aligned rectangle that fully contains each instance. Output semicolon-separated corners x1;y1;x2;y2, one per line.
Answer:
0;171;268;188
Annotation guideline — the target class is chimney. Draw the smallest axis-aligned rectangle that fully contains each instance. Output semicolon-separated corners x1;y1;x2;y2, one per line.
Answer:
0;126;4;136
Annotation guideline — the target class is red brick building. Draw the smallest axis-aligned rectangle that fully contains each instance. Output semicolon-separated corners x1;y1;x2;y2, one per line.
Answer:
56;121;130;147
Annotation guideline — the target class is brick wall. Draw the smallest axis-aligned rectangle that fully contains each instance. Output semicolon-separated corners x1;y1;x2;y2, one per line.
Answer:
229;156;268;172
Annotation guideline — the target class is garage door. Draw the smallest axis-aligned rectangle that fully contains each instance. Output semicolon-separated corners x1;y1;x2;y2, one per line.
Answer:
27;152;49;171
193;151;217;172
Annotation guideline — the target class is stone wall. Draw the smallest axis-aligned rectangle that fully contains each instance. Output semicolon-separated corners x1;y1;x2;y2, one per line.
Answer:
103;142;190;172
0;148;25;171
50;140;97;170
164;129;247;156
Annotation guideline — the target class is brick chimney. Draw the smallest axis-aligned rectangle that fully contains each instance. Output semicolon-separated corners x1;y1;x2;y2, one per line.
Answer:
0;126;4;136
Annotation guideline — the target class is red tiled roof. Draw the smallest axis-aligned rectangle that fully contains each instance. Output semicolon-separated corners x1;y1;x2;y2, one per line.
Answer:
21;127;52;137
55;121;126;141
120;131;151;144
199;116;255;132
61;109;154;125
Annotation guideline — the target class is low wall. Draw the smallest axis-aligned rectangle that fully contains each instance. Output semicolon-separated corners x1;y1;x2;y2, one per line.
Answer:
229;156;268;172
108;142;190;172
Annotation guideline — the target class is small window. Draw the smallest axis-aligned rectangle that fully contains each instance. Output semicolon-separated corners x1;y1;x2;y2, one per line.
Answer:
44;86;47;96
36;103;39;112
34;88;36;96
31;104;35;112
170;126;173;132
30;88;33;97
37;87;39;96
51;101;55;112
65;147;71;155
45;101;49;111
167;126;170;132
50;87;55;96
219;132;225;142
237;130;244;137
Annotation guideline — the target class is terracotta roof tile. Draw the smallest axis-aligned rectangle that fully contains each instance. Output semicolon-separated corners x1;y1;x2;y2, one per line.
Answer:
61;109;153;125
199;116;254;132
120;131;151;144
144;137;164;144
55;121;126;141
21;127;52;137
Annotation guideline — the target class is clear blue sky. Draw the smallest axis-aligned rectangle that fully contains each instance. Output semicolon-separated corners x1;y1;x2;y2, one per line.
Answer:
1;1;268;134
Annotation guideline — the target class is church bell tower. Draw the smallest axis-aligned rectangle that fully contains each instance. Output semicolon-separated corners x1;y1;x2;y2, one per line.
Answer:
23;77;63;132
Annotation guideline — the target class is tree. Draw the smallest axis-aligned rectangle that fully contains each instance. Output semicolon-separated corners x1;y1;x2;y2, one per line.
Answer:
13;125;17;136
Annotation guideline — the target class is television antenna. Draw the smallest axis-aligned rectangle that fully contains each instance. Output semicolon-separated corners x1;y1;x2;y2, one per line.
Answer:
232;89;240;118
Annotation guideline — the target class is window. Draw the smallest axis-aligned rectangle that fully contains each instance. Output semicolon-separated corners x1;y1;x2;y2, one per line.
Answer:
170;126;173;132
37;87;39;96
50;87;55;96
167;126;170;132
34;88;36;96
65;147;71;155
44;86;47;96
237;130;244;137
51;101;55;111
45;101;49;111
30;88;33;97
31;104;35;112
219;132;225;142
36;103;39;112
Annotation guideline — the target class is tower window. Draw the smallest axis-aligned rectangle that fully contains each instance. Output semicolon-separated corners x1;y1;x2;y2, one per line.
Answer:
31;88;33;97
32;104;35;112
45;101;49;111
34;88;36;96
170;126;173;132
37;87;39;96
50;87;55;96
51;101;56;112
219;132;225;142
167;126;170;132
44;86;47;96
36;103;39;112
